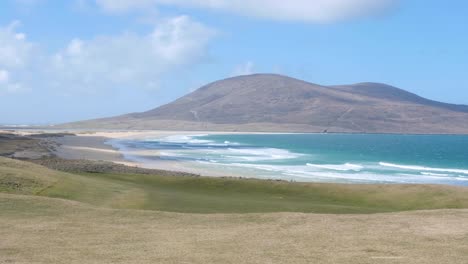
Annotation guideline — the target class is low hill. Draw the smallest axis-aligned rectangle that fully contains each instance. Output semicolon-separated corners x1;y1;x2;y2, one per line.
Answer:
62;74;468;133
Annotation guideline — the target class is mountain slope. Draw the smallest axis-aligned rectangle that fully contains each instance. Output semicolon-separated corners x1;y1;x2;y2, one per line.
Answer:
62;74;468;133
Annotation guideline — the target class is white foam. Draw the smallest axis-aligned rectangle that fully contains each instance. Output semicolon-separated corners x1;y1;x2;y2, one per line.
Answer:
226;163;401;183
420;172;450;177
306;163;363;171
147;135;299;162
379;162;468;175
226;148;299;160
157;134;212;145
109;136;468;185
203;161;468;184
159;151;180;157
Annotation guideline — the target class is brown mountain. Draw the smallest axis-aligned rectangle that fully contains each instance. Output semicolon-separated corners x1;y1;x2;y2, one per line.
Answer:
62;74;468;134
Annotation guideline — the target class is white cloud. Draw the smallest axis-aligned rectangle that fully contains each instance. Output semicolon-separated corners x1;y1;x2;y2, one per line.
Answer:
66;38;84;55
0;21;34;68
150;15;215;64
15;33;26;40
0;21;37;94
49;15;215;92
232;61;255;76
96;0;398;22
0;70;9;83
0;16;215;94
0;69;27;94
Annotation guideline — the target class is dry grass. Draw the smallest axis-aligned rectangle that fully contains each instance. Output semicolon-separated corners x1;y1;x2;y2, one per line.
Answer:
1;193;467;264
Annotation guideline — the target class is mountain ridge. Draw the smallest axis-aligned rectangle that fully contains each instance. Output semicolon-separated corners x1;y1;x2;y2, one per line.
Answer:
61;74;468;134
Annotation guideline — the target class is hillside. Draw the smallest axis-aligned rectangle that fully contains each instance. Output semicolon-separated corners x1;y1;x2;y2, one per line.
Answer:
62;74;468;133
2;156;468;213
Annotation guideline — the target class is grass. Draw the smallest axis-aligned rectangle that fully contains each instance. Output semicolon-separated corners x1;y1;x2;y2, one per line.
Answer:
1;193;468;264
0;157;61;194
1;157;468;263
2;157;468;214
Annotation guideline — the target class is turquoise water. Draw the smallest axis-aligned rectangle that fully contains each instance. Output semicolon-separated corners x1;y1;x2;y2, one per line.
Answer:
111;133;468;185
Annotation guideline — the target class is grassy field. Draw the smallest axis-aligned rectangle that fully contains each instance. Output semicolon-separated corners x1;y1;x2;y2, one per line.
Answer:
1;157;468;263
2;156;468;214
2;192;468;263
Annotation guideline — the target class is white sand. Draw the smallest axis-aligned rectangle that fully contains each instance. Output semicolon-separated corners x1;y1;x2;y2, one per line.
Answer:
51;130;236;175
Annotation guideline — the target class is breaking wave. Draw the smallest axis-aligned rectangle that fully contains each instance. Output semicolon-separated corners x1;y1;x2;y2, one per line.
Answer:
306;163;363;171
379;162;468;175
108;134;468;186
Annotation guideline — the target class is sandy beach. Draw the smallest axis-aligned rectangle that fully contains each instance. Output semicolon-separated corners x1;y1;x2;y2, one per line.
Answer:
1;129;273;176
49;130;233;175
52;133;135;166
1;129;161;166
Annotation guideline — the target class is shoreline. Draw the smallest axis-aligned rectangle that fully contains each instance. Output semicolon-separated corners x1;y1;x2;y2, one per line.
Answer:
50;130;243;177
2;129;269;177
4;129;468;186
51;134;137;167
5;125;468;136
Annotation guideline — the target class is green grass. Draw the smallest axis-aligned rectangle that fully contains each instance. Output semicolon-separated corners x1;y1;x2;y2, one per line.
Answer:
0;157;61;194
2;157;468;214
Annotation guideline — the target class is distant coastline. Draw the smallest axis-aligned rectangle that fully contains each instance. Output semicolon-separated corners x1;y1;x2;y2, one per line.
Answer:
3;129;468;186
5;125;468;136
7;129;462;186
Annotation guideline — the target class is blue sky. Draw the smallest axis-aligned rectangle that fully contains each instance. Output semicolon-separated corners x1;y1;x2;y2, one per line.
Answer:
1;0;467;124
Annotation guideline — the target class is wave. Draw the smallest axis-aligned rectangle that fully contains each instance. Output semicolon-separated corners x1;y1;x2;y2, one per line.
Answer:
154;134;242;147
158;134;212;145
109;135;468;186
379;162;468;175
228;163;286;172
420;172;450;177
136;135;301;162
306;163;363;171
210;162;468;184
217;163;415;183
226;148;299;161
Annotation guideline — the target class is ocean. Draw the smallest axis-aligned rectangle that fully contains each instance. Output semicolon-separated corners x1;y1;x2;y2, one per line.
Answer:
109;133;468;186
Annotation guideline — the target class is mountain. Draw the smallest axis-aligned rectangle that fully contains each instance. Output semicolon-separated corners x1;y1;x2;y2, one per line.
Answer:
62;74;468;134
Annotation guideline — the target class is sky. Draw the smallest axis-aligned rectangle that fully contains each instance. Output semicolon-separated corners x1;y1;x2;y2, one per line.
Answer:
1;0;468;124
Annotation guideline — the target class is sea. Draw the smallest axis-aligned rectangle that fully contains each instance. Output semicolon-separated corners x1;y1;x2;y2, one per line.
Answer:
109;133;468;186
